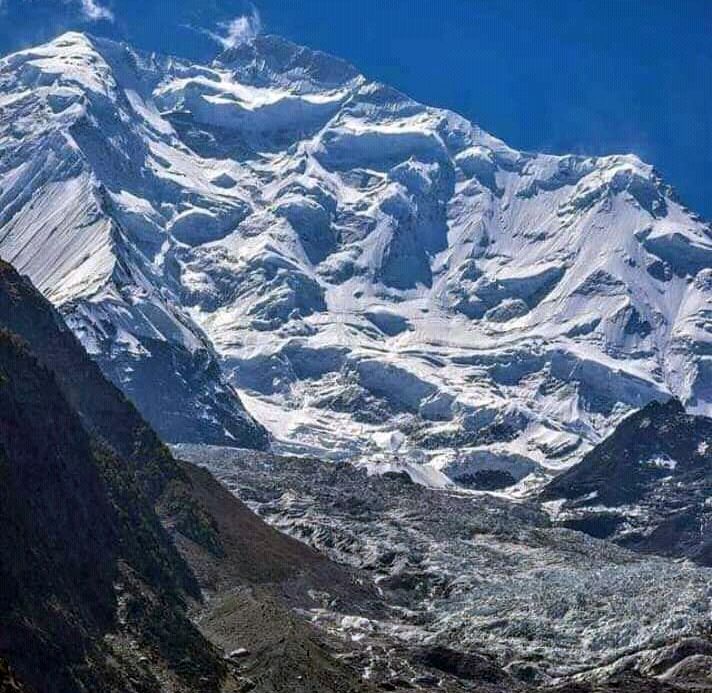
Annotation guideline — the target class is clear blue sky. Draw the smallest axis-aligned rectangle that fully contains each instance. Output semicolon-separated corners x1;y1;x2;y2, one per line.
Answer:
2;0;711;217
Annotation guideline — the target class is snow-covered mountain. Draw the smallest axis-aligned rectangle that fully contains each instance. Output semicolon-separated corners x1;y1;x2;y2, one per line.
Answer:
1;32;710;473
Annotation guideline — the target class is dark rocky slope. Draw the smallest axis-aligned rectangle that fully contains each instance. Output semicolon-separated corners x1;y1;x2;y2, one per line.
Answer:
542;398;712;564
0;259;374;693
0;329;222;693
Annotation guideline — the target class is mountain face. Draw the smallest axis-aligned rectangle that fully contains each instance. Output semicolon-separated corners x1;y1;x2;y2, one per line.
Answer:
0;32;711;472
542;398;712;564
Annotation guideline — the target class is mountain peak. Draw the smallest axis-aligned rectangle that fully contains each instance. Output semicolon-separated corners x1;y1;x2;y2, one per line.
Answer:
214;33;362;91
16;30;109;62
2;29;120;98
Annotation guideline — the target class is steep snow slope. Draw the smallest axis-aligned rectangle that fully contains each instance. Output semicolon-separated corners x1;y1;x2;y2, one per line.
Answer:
0;32;710;471
0;33;267;448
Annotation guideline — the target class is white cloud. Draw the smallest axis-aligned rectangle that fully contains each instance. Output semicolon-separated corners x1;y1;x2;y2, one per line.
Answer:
76;0;114;22
206;5;262;49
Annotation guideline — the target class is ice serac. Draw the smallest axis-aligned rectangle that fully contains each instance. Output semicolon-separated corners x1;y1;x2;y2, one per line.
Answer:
0;32;710;468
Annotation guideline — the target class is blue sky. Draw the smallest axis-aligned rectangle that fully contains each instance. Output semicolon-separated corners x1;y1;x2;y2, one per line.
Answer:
2;0;710;217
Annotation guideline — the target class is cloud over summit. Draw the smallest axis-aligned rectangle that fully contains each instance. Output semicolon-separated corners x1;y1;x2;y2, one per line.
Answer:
75;0;114;21
207;5;261;48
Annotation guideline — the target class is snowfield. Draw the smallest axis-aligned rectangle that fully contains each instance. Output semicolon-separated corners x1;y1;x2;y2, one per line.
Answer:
1;32;710;478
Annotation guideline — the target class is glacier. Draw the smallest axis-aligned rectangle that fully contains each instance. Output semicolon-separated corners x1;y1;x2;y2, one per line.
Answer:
0;31;710;476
